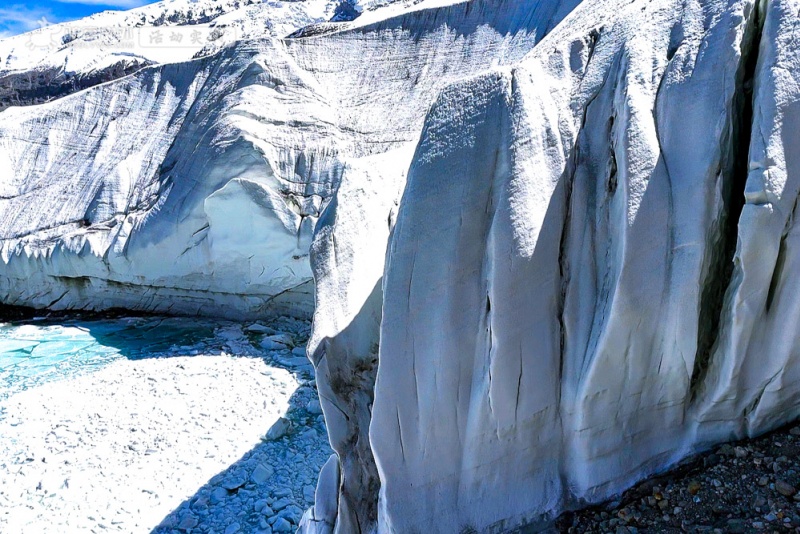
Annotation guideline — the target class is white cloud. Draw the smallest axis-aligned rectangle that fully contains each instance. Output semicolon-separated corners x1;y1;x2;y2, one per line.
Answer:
0;5;58;40
54;0;153;8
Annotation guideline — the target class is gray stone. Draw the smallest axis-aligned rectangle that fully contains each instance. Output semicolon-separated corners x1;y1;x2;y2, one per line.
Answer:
271;497;292;511
177;515;198;530
775;479;796;497
306;400;323;415
210;487;228;505
726;519;746;533
246;324;276;334
222;473;247;491
260;339;289;351
299;428;318;441
191;495;209;511
265;418;291;441
251;464;274;485
272;517;292;533
303;484;316;503
718;444;735;457
278;505;303;524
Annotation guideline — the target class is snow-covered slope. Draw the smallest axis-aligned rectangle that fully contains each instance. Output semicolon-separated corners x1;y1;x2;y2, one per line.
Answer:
0;0;403;109
302;0;800;531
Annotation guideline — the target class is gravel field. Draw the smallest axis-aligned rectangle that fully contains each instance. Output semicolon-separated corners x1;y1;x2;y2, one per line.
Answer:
0;317;331;534
559;424;800;534
10;313;800;534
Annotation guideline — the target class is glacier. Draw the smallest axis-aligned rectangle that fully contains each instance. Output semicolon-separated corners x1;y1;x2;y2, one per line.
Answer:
0;0;570;319
3;0;800;531
308;0;800;531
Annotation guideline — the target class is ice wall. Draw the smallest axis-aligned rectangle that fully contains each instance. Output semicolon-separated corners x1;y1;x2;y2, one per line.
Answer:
298;1;584;531
0;0;576;320
359;0;800;531
0;43;324;318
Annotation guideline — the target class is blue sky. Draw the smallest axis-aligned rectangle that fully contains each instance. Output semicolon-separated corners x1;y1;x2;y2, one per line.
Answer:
0;0;155;38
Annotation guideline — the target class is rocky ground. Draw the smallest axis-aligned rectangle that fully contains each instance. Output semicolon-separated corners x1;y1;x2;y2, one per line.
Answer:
11;310;800;534
0;315;331;534
558;424;800;533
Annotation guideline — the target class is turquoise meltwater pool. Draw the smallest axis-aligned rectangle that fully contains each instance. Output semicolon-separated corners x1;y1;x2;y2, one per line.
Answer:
0;316;219;401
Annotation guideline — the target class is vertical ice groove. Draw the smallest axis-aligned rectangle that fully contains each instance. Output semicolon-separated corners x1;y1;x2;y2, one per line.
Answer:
690;0;763;401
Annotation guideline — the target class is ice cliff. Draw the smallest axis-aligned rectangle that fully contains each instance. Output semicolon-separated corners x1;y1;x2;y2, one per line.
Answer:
0;0;560;318
307;0;800;532
3;0;800;531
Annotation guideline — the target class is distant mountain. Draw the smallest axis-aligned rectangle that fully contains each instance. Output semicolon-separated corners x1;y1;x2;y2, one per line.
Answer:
0;0;402;108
